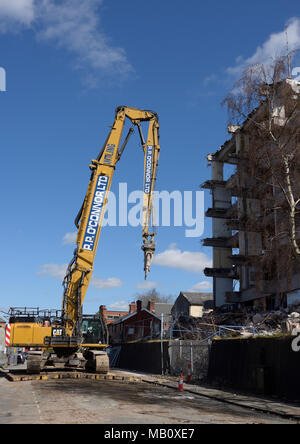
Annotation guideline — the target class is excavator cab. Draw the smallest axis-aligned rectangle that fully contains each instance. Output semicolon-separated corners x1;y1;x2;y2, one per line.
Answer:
81;314;108;345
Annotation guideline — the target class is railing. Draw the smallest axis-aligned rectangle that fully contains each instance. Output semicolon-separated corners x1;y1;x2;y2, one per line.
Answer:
108;346;121;368
8;307;63;323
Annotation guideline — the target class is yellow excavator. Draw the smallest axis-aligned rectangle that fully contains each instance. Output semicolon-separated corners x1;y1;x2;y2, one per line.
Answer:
6;106;160;374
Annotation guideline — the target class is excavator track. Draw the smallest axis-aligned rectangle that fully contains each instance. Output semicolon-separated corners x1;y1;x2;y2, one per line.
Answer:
84;350;109;374
26;350;109;375
95;353;109;374
26;352;43;374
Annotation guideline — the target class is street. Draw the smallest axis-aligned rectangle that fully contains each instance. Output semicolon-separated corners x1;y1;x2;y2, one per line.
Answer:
0;373;296;424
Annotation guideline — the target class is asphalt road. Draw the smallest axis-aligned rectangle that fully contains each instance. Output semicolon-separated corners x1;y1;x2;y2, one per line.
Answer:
0;373;296;424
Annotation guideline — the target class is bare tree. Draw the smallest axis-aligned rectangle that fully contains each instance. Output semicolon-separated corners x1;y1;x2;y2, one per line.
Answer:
135;288;175;307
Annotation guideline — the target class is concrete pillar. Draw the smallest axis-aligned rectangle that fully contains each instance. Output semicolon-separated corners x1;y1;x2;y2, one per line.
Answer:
211;161;233;307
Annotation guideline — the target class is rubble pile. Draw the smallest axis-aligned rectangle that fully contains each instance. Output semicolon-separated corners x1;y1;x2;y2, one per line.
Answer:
200;304;300;337
173;304;300;339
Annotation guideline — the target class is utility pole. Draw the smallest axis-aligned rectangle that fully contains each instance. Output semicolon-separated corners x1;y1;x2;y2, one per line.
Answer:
161;313;164;375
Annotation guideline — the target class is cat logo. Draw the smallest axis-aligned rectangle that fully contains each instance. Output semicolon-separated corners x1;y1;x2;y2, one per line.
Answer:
52;328;63;337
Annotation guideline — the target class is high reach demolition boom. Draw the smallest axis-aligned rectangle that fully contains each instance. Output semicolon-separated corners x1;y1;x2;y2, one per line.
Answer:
62;106;160;334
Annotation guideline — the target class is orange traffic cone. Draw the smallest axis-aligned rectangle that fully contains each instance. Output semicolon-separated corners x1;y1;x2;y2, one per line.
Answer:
187;363;192;383
178;372;184;391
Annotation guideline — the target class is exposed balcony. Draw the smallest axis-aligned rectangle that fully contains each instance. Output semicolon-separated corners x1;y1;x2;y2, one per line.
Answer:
202;234;239;249
202;237;231;248
207;137;238;165
205;208;231;219
204;267;239;280
201;180;227;190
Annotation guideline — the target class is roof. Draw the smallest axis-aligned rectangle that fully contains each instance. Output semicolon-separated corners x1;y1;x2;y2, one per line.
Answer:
109;307;161;325
104;310;128;316
153;303;173;317
109;311;135;325
0;316;6;324
180;292;213;306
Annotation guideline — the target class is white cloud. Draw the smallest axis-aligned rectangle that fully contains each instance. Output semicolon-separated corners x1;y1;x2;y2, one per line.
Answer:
136;281;159;290
91;276;123;290
227;17;300;77
153;244;212;274
62;231;77;245
37;263;123;290
36;0;132;77
37;263;67;280
0;0;132;82
108;301;129;311
0;0;34;29
188;281;212;292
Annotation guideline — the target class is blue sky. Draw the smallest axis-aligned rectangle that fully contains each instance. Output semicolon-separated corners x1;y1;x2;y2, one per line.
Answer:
0;0;300;315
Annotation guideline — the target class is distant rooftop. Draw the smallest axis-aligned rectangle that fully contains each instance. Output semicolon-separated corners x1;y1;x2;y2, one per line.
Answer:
180;292;213;306
153;303;173;317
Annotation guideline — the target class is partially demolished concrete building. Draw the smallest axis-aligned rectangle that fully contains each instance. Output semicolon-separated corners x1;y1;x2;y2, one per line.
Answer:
202;134;240;308
202;78;300;310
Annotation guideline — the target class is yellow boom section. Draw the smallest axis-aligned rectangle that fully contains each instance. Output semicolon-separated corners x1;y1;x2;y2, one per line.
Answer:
62;106;160;333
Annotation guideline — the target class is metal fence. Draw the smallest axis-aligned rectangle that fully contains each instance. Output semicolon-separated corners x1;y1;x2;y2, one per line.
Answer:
108;346;121;368
168;325;258;379
168;339;211;379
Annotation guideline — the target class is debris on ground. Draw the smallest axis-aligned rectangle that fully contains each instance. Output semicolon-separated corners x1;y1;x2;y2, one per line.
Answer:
172;303;300;339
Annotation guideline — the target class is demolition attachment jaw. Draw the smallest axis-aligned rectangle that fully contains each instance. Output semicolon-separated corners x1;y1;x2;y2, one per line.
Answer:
142;238;156;280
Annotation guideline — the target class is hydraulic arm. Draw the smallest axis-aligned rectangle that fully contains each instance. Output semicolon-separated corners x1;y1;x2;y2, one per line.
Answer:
62;106;160;335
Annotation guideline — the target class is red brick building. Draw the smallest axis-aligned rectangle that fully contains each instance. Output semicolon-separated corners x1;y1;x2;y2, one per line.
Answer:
108;300;161;344
99;302;136;325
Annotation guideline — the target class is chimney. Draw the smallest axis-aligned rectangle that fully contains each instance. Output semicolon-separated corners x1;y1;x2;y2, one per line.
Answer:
129;301;136;313
99;305;107;318
148;300;155;313
136;300;142;312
